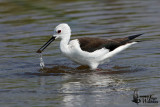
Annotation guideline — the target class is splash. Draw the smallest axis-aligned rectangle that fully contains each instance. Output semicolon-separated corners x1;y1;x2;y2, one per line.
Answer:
39;53;45;69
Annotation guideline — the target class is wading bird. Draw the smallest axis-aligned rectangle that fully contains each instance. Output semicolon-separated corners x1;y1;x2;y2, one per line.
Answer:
37;23;143;70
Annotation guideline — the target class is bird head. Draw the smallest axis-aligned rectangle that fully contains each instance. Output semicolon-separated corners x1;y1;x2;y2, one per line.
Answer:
36;23;71;53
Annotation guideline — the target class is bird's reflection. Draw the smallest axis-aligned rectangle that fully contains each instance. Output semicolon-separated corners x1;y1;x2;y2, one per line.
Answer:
36;64;140;106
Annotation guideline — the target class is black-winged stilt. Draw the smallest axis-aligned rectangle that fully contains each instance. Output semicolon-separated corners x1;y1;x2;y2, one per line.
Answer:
37;23;143;70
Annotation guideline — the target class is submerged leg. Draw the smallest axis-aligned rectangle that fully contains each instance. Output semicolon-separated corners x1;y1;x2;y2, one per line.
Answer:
89;63;99;70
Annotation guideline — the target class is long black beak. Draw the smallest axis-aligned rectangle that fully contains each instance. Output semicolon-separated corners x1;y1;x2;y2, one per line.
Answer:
36;36;56;53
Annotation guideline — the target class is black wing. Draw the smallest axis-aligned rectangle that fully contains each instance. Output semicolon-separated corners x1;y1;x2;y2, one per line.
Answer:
78;34;143;52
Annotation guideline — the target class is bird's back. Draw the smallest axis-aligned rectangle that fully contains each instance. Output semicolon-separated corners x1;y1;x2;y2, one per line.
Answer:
78;34;143;52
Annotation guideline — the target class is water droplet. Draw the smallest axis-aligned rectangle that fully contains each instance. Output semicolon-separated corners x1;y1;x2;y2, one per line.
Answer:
39;53;45;69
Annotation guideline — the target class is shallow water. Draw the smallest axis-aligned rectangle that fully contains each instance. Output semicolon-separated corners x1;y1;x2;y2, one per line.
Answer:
0;0;160;106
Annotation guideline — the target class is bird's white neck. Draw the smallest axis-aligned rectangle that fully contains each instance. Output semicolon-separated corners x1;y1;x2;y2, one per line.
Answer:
60;35;70;54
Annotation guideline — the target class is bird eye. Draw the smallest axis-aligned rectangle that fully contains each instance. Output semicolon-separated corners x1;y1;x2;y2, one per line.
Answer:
57;30;61;33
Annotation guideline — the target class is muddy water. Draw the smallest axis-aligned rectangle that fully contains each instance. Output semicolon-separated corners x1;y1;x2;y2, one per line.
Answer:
0;0;160;106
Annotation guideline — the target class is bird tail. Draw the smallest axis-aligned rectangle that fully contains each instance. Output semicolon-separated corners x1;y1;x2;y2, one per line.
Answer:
128;33;144;40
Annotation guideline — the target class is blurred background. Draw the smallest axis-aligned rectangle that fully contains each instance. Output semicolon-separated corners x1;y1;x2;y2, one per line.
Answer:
0;0;160;106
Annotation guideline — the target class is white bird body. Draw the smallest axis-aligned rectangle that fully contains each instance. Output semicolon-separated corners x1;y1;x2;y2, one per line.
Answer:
37;23;142;70
60;38;136;69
